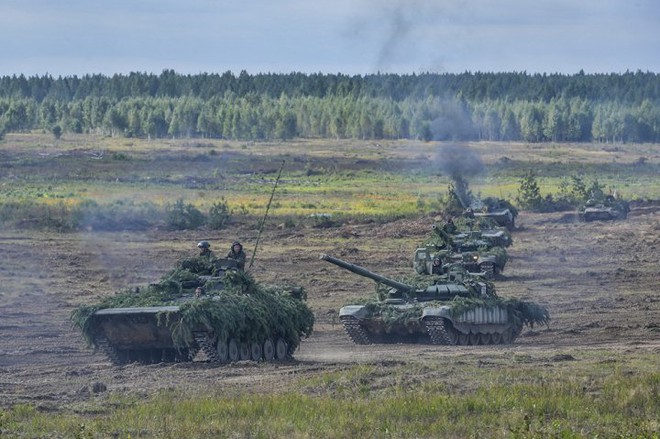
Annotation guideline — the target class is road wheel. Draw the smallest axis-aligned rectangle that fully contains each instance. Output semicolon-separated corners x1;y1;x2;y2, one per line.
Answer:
263;339;275;361
275;338;288;360
228;339;240;362
239;342;250;361
250;342;263;361
216;339;229;363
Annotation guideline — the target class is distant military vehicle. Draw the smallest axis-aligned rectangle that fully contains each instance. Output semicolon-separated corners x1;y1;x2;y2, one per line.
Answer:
416;224;509;279
321;254;549;346
578;194;630;221
413;246;507;280
472;197;518;230
72;258;314;365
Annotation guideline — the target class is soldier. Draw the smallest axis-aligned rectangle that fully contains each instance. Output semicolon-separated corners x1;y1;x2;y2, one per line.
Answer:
442;217;457;235
226;241;247;270
431;256;444;275
197;241;214;259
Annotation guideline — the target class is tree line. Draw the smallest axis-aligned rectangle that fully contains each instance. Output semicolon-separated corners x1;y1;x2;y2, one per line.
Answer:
0;70;658;143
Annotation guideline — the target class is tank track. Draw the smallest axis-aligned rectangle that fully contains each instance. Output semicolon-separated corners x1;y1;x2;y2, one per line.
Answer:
424;317;458;345
340;316;371;345
425;318;523;346
194;332;220;362
94;335;197;365
93;335;124;365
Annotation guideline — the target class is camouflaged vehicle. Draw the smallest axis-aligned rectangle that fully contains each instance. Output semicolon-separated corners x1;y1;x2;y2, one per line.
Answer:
471;197;519;230
413;246;507;280
578;194;630;221
73;258;314;365
416;224;509;279
321;254;548;346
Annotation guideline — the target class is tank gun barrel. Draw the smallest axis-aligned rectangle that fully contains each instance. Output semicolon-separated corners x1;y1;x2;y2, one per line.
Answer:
320;254;414;293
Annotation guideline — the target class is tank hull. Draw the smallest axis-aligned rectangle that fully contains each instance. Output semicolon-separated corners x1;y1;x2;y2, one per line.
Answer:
579;206;628;221
474;208;515;230
339;304;522;346
90;306;292;365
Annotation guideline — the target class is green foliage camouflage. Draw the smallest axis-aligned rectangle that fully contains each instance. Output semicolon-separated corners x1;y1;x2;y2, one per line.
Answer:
71;260;314;353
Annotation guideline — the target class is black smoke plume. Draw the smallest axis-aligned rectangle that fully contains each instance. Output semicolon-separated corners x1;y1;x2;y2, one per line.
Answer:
434;144;484;208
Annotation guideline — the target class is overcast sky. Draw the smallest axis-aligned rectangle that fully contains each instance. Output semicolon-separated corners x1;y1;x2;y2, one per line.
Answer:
1;0;658;77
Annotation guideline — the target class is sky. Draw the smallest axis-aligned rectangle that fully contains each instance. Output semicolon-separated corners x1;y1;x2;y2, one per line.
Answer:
1;0;659;77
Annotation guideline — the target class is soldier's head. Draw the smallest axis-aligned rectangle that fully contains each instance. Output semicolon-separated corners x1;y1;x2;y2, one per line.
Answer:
232;241;242;252
197;241;211;254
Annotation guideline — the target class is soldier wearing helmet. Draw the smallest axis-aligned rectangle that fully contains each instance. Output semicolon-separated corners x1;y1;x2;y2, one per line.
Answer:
197;240;214;259
226;241;246;270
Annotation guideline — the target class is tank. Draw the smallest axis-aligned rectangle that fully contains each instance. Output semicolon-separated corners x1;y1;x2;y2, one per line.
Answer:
321;254;549;346
72;257;314;365
417;225;509;279
471;197;519;230
578;195;630;221
413;246;506;280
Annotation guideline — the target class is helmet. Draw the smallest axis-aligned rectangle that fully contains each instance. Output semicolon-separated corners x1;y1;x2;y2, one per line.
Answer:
197;241;210;249
232;241;242;248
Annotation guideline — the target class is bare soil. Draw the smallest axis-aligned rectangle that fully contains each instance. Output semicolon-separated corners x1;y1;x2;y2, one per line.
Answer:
0;207;658;411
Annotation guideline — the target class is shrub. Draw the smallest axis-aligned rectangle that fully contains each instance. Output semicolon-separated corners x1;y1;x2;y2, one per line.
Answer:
166;199;206;230
208;198;231;230
516;170;543;210
51;124;62;139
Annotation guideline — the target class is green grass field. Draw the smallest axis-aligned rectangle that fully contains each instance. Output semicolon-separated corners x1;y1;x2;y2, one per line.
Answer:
1;134;658;228
2;351;658;438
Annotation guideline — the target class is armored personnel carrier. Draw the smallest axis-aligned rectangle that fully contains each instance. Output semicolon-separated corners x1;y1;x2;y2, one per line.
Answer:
72;257;314;365
321;254;548;346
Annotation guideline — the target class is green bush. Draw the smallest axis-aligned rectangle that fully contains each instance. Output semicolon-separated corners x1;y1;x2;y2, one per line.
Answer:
516;170;543;210
166;199;206;230
208;198;231;230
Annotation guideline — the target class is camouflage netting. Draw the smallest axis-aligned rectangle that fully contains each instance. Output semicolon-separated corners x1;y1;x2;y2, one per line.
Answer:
71;260;314;352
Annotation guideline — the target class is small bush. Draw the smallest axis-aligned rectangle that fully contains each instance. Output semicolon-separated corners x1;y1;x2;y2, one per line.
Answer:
516;170;543;210
166;199;206;230
208;198;231;230
51;124;62;139
310;213;340;228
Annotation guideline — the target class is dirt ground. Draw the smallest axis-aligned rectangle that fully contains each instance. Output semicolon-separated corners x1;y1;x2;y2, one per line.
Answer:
0;205;658;411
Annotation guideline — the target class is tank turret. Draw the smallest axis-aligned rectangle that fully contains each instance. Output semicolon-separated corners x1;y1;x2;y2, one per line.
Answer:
320;254;483;301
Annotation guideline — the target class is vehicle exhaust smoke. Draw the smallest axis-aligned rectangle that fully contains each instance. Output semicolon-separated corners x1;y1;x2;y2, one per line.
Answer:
434;144;484;208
